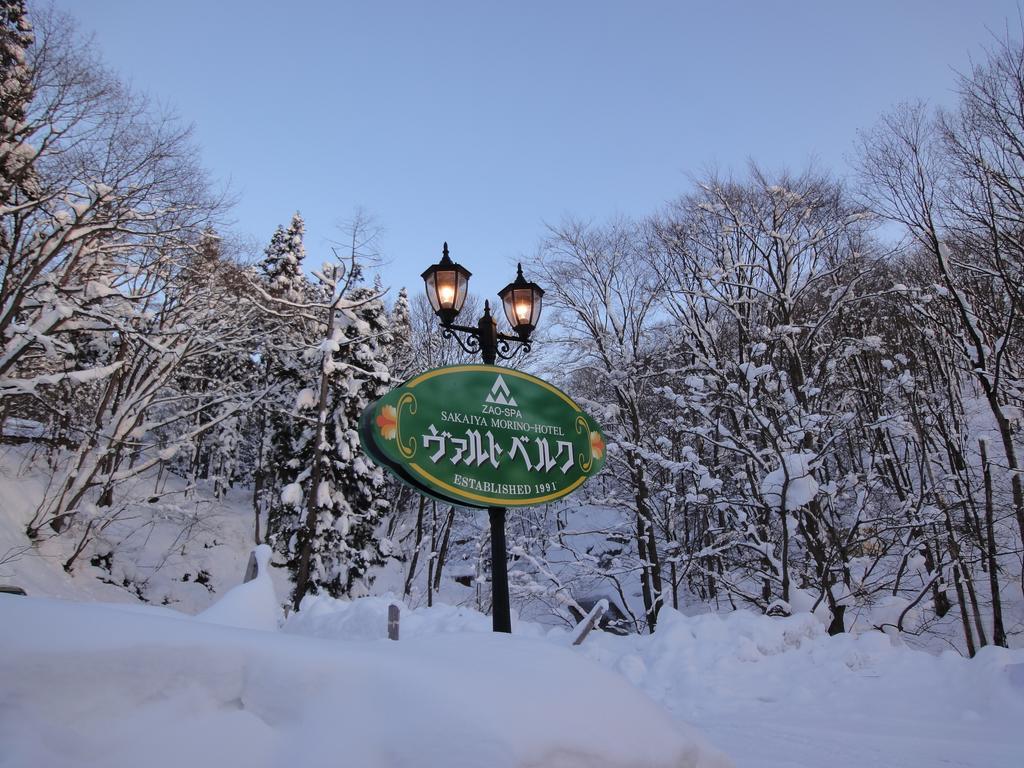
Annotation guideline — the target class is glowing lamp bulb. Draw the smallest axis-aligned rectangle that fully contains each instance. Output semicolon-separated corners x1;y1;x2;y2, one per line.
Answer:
438;284;456;307
514;301;531;323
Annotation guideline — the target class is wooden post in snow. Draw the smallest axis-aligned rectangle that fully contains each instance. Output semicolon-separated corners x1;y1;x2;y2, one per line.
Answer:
388;603;400;641
243;550;259;583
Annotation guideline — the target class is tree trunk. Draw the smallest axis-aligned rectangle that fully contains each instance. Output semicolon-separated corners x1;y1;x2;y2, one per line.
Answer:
432;506;455;593
827;605;846;636
944;508;987;650
633;458;661;631
952;561;977;658
635;508;655;631
980;440;1007;647
403;496;426;598
291;354;333;610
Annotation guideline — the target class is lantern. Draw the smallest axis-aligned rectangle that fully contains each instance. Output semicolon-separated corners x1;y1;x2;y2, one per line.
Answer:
498;263;544;339
421;242;471;325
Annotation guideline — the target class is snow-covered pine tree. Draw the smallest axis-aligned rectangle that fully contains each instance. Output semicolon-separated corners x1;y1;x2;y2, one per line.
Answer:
254;216;394;605
252;213;317;544
0;0;37;208
259;213;308;303
377;285;420;556
389;287;414;381
276;275;394;605
322;284;393;594
0;0;37;432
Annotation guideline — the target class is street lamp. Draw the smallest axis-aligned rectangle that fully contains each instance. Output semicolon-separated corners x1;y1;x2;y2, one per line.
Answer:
499;263;544;340
420;242;471;325
420;242;545;633
421;242;544;365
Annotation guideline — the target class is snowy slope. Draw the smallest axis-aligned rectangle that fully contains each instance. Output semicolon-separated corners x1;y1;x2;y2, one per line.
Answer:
0;444;289;611
584;609;1024;768
284;596;1024;768
0;594;728;768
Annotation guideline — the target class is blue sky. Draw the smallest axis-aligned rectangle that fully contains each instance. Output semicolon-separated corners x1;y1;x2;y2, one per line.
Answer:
55;0;1020;308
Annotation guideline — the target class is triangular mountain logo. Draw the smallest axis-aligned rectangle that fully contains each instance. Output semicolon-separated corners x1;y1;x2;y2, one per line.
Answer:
485;375;517;406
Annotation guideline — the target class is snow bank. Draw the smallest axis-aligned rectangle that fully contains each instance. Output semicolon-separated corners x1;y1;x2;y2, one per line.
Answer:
196;545;282;632
282;594;1024;765
0;444;276;613
0;596;730;768
578;608;1024;767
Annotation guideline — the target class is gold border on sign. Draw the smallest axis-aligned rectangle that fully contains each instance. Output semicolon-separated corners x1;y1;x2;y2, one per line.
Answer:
576;415;593;472
405;365;582;411
396;392;417;459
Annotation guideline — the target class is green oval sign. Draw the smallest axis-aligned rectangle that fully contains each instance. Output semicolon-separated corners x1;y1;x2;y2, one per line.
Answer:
359;365;606;508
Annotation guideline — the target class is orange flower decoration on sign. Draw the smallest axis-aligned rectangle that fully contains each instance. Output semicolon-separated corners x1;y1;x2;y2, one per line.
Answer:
590;430;605;460
376;405;398;440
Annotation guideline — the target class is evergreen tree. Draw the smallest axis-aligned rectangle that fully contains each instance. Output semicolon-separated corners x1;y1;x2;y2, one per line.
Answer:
389;287;414;380
251;214;395;602
0;0;37;207
259;213;307;302
275;279;395;603
253;214;315;543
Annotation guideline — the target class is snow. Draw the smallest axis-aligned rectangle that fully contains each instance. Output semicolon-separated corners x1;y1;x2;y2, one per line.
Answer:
2;555;1022;768
280;481;304;508
760;451;819;509
577;608;1024;768
277;597;1024;767
0;444;283;613
0;595;728;768
286;593;520;641
315;480;332;508
196;545;282;632
2;447;1021;768
257;597;1024;768
685;374;705;391
294;387;317;410
737;361;772;383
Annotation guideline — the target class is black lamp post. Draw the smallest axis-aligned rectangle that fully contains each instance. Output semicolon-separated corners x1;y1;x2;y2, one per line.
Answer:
421;243;544;366
420;242;545;632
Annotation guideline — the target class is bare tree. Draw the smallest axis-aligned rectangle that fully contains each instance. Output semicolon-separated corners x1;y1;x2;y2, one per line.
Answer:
854;33;1024;650
653;167;882;633
858;71;1024;570
1;6;223;403
538;217;669;631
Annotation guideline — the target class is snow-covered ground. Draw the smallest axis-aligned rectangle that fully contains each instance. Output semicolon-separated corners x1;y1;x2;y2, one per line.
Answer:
3;582;1022;767
0;443;288;611
0;593;727;768
286;595;1024;768
582;608;1024;768
3;446;1023;767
